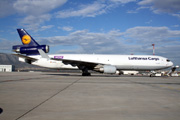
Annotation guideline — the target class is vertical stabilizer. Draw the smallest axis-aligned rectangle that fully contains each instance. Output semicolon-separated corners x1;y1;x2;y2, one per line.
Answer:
17;29;39;46
13;29;49;55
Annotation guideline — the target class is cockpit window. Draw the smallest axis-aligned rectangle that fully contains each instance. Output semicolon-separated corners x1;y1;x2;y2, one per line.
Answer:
167;59;170;62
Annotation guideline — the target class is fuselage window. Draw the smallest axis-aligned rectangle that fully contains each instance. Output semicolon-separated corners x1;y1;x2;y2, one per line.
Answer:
167;59;170;62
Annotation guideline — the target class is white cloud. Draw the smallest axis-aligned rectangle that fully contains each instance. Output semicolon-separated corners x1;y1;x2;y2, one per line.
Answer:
172;25;179;28
138;0;180;16
20;14;52;31
110;0;136;4
145;19;153;24
0;0;67;18
57;48;84;54
37;26;180;65
124;26;180;44
172;13;180;19
12;0;67;31
40;25;54;31
127;6;149;14
13;0;67;16
56;0;135;18
60;26;73;31
56;1;107;18
39;29;124;54
0;38;19;52
128;0;180;18
0;0;15;18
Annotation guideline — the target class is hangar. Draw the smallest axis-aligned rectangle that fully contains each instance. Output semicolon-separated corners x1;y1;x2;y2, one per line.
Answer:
0;65;14;72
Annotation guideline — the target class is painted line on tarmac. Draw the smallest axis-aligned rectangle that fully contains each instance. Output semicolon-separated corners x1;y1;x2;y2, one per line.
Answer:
15;77;82;120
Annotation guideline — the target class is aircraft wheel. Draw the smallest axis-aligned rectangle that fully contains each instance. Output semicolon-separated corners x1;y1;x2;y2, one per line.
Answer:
82;72;91;76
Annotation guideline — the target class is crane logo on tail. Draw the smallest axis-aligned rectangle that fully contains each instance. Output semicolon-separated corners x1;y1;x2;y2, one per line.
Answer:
22;35;31;45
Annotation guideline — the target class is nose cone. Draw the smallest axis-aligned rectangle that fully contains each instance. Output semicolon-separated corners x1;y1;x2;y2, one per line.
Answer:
168;61;173;67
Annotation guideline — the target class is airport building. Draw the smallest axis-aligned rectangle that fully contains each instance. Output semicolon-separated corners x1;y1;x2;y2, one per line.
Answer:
0;65;14;72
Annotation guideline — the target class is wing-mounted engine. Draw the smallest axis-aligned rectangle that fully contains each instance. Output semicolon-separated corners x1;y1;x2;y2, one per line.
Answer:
94;65;117;74
12;45;49;55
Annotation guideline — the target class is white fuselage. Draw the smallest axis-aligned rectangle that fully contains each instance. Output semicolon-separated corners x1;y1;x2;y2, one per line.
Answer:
20;54;173;71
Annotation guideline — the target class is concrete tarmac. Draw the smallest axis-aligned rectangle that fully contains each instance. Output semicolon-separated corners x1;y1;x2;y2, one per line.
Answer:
0;72;180;120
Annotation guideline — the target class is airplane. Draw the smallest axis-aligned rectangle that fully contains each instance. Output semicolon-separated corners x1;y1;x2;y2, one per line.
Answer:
12;29;178;76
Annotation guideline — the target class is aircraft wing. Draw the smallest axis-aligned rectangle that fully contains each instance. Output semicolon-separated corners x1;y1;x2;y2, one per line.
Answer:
12;54;38;61
51;58;104;69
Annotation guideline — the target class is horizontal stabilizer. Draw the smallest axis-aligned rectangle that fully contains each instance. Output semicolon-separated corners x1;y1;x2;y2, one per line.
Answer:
12;54;37;61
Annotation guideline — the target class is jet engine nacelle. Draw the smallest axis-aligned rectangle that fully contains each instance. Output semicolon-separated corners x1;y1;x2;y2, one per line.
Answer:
99;65;117;74
13;45;49;55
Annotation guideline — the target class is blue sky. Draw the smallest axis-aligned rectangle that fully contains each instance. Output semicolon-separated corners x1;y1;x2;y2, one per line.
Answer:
0;0;180;65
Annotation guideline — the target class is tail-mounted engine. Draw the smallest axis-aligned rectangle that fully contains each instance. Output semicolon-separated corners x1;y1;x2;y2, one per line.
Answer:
12;45;49;55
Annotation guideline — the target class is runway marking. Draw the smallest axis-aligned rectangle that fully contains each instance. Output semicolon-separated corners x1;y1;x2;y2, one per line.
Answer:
0;77;52;83
15;77;82;120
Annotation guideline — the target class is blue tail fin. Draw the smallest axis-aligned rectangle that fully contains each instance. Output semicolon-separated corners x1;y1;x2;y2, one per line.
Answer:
12;29;49;55
17;29;39;46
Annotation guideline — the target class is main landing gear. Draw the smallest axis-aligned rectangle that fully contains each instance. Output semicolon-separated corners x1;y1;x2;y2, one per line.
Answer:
82;72;91;76
81;67;91;76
